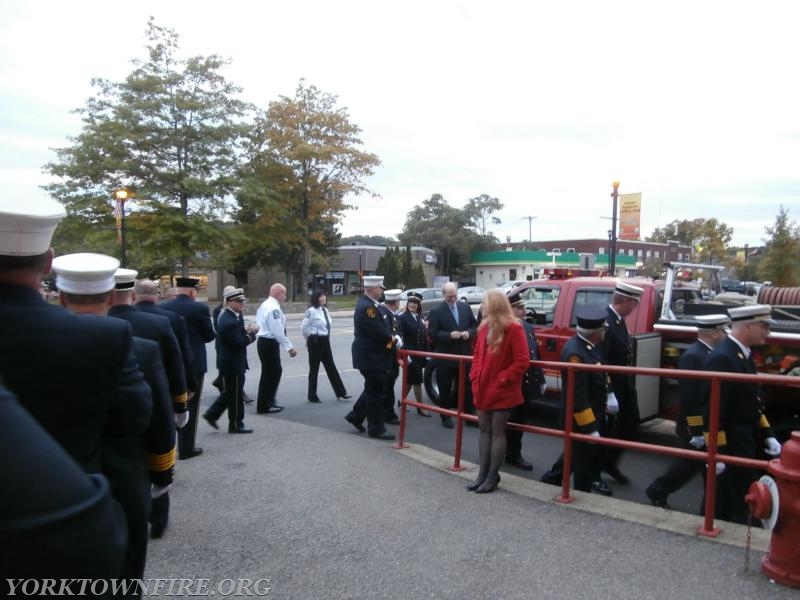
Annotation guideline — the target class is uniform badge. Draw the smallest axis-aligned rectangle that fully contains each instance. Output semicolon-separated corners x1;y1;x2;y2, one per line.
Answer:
366;307;377;318
272;309;280;319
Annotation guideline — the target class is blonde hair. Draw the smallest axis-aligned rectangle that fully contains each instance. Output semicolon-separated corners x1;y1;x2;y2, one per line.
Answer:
479;289;515;352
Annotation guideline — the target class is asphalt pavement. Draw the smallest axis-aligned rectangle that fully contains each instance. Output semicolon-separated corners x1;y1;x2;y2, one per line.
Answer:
142;309;796;598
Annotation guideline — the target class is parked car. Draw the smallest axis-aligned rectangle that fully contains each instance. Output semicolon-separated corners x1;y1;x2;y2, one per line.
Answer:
497;280;527;293
457;286;485;304
398;287;444;316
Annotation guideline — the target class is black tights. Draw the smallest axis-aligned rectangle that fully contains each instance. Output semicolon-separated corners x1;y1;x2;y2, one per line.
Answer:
473;409;512;487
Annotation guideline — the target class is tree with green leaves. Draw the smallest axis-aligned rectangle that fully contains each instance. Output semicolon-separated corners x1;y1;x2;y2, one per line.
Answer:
647;217;733;264
45;18;250;276
234;80;380;299
398;194;474;277
376;247;401;289
757;206;800;286
463;193;503;241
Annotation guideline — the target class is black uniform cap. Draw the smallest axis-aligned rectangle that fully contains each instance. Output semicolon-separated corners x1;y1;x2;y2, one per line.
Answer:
575;306;608;330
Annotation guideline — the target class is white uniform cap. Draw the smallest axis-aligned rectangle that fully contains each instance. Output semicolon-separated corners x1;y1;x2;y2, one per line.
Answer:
694;314;730;329
223;287;246;301
114;268;138;290
384;289;402;301
222;285;237;296
615;281;644;300
0;197;66;256
52;253;120;295
363;275;385;289
728;304;775;325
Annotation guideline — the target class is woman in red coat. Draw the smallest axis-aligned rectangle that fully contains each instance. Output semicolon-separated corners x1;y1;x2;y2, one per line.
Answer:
467;289;530;493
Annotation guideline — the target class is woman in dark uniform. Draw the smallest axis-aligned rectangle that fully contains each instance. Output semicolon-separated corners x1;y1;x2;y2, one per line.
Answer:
397;292;432;416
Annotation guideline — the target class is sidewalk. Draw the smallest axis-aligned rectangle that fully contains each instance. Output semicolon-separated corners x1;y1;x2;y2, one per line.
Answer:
145;417;790;599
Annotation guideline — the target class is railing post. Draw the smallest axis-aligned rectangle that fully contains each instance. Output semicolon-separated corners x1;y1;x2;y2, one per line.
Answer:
698;377;722;537
394;350;410;449
557;366;576;503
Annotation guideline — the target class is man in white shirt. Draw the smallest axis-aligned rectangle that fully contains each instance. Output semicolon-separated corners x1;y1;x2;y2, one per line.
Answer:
255;283;297;414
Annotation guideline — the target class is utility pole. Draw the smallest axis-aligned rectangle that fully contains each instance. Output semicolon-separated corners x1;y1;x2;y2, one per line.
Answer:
521;215;537;242
609;182;619;276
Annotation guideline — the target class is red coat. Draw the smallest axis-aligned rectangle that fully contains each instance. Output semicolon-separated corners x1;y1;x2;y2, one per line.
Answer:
469;320;529;411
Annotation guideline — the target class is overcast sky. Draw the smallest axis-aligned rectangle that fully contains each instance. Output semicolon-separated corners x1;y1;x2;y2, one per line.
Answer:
2;1;798;247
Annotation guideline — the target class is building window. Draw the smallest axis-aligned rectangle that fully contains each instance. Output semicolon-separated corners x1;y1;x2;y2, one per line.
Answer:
638;250;643;258
599;247;605;254
654;251;660;258
628;249;634;256
646;251;651;258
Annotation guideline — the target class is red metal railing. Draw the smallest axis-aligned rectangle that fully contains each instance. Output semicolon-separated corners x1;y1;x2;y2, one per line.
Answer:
395;348;800;536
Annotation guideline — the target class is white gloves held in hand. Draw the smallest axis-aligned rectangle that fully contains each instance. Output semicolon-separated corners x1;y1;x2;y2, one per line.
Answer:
175;411;189;429
606;391;619;415
764;437;782;457
689;436;705;450
589;430;601;438
393;335;404;349
151;484;171;499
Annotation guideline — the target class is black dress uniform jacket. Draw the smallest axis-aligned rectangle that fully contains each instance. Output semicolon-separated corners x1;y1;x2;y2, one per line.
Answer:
675;340;713;442
136;300;196;393
352;294;395;372
559;334;606;434
521;320;546;401
0;383;127;585
109;304;189;414
217;308;255;375
131;337;177;488
600;306;639;422
160;294;216;374
0;284;153;476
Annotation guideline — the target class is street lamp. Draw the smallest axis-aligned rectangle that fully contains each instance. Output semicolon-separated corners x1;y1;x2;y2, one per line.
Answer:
609;181;619;276
114;188;130;267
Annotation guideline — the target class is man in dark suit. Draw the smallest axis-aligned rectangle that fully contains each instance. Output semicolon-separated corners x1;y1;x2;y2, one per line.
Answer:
110;269;189;425
160;276;216;459
42;251;154;590
646;314;729;509
203;288;259;433
703;304;781;523
134;278;196;401
598;281;643;485
427;281;477;428
345;275;398;440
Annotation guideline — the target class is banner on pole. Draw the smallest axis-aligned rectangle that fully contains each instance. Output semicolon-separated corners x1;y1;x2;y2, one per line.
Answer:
619;193;641;240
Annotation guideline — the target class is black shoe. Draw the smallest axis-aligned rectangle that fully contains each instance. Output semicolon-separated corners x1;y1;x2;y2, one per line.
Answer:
385;415;401;425
179;448;203;460
417;408;433;417
258;405;284;414
345;414;366;433
368;431;395;440
308;398;322;403
228;426;253;434
475;474;500;494
604;465;631;485
203;413;218;430
466;476;486;492
540;471;561;486
505;455;533;471
645;485;671;509
243;394;254;404
465;419;479;428
591;481;614;496
337;394;353;401
441;415;454;429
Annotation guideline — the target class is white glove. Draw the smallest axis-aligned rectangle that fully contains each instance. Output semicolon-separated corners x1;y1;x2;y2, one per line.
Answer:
764;437;782;457
175;411;189;429
605;391;619;415
151;484;171;499
689;436;705;450
540;383;548;396
715;462;726;476
589;430;601;438
393;335;404;349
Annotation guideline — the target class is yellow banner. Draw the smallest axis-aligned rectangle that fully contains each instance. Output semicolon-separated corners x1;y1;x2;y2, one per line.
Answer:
619;193;641;240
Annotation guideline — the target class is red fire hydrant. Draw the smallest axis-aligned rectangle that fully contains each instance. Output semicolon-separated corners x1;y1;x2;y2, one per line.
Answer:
745;430;800;588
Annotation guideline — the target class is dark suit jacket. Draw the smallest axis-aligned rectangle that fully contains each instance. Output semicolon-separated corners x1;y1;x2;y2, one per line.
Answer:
136;300;195;391
131;337;176;488
216;308;254;375
109;304;188;413
351;294;394;372
600;306;638;408
0;383;127;583
428;300;477;367
160;294;216;373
